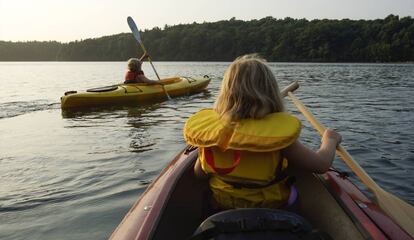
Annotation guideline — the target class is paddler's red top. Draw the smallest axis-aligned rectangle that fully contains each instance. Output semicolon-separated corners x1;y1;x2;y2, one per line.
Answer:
124;70;144;83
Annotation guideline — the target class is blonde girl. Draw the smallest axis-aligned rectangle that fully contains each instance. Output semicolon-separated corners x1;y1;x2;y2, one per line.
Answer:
184;54;341;209
124;52;160;85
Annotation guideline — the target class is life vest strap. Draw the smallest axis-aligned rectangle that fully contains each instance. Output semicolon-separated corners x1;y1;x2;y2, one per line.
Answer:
218;152;291;189
222;175;295;189
204;148;241;175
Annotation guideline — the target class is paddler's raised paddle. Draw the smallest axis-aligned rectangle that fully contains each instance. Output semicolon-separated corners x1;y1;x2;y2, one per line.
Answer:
288;91;414;237
127;16;171;100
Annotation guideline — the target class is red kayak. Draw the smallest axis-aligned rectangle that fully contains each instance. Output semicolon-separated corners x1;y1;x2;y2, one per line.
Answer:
109;146;412;240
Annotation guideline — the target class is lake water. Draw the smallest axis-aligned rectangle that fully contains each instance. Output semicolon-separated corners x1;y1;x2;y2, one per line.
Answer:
0;62;413;240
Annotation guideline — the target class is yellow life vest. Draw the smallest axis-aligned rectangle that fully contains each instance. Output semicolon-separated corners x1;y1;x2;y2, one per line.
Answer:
183;108;301;209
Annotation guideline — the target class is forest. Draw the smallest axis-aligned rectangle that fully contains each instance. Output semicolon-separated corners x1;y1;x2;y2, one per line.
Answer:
1;15;413;62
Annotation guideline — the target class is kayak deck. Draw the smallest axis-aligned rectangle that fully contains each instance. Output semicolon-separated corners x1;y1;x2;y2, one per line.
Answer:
110;147;411;240
60;76;211;109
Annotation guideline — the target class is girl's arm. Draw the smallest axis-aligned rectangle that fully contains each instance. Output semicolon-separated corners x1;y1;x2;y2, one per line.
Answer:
139;52;149;62
137;75;162;85
282;129;342;173
194;158;208;179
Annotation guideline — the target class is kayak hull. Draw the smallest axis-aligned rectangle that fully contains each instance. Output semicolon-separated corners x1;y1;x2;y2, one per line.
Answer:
109;147;412;240
60;76;211;109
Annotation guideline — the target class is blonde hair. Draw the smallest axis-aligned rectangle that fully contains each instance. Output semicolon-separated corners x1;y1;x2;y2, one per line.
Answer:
127;58;142;71
214;54;285;122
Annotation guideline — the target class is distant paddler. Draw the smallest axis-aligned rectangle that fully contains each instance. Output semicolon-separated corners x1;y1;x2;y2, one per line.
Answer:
124;52;164;85
127;16;171;99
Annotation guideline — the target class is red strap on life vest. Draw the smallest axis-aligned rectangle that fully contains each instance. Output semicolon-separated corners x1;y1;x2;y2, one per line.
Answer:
204;148;241;175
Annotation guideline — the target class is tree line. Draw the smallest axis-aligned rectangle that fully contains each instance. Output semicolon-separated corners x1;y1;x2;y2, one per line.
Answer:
1;15;413;62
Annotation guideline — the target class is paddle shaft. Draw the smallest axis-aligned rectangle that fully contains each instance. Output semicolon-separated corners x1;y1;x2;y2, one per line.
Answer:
288;91;414;237
281;81;299;97
288;92;381;190
138;42;161;81
138;40;170;99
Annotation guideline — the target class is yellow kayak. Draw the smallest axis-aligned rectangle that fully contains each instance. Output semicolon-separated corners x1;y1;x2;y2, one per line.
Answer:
60;76;211;109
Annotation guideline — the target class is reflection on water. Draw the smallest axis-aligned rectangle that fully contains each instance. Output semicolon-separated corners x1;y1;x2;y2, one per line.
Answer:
0;62;413;240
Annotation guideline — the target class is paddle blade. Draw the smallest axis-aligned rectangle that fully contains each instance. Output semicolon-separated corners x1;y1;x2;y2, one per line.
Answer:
127;16;142;42
377;189;414;237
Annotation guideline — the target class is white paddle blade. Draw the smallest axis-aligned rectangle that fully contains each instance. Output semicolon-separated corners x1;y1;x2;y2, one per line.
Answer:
127;16;142;42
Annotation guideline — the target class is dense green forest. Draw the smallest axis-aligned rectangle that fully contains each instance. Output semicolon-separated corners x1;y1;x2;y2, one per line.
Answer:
1;15;413;62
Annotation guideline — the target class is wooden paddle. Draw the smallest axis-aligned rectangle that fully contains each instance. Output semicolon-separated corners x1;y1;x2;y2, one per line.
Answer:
127;16;171;100
288;91;414;237
281;81;299;97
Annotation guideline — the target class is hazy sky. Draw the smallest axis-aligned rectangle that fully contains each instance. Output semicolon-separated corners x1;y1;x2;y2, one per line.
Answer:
1;0;413;42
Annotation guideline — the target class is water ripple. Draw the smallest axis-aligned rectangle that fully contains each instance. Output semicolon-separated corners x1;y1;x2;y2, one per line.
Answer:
0;62;413;240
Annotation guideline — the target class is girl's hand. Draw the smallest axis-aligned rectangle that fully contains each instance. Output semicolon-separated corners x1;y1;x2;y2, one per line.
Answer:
322;128;342;147
141;52;150;60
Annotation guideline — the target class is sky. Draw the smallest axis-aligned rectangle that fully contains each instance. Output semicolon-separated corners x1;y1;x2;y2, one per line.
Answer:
0;0;413;42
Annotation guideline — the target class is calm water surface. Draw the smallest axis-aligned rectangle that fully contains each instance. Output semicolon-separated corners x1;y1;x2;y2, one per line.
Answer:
0;62;413;239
